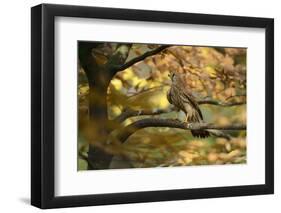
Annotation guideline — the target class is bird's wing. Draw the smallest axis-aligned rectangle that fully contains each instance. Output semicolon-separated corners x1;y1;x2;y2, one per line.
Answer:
182;92;203;120
167;88;172;104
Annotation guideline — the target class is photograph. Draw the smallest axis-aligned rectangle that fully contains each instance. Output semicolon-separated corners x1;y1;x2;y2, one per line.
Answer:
30;3;274;209
78;42;247;170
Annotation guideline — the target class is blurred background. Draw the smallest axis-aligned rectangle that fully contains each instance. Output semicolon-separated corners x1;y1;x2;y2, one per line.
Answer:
78;44;246;170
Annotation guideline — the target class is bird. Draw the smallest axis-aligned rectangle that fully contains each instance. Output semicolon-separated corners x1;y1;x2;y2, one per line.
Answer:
167;72;209;138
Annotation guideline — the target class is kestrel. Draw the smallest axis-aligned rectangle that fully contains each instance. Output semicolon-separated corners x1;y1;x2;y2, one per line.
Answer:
167;72;209;138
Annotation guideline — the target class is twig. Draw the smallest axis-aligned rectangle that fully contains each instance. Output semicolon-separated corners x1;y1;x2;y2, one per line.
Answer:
126;85;168;99
116;118;246;143
114;108;172;123
78;151;95;169
113;45;171;71
198;99;246;106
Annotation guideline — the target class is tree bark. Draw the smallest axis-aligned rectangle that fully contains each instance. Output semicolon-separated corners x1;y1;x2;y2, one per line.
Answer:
79;42;114;170
79;42;133;169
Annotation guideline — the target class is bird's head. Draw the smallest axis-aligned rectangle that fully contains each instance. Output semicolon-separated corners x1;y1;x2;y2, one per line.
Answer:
168;72;182;84
168;72;175;80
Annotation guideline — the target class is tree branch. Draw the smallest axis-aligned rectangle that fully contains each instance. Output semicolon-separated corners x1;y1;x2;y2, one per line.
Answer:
114;99;246;123
113;45;171;71
78;151;95;169
116;118;246;143
198;99;246;106
114;108;170;123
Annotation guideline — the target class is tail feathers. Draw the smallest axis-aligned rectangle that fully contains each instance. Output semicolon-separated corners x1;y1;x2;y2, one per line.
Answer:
191;130;210;138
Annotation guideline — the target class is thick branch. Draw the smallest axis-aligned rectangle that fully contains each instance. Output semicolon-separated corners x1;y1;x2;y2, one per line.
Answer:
114;99;246;123
116;118;246;143
198;99;246;106
114;45;171;71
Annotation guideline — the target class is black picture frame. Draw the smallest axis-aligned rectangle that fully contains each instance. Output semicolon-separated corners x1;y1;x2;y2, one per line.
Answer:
31;3;274;209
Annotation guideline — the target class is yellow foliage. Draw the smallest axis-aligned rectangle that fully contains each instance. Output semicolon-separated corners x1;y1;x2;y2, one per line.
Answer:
78;44;247;170
126;86;170;110
110;79;123;91
79;85;89;96
205;66;217;78
121;68;134;80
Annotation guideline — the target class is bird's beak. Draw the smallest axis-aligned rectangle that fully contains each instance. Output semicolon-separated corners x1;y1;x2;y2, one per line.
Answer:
167;73;173;85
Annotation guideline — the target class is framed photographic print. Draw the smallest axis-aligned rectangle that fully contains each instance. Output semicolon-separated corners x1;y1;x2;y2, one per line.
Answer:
31;3;274;209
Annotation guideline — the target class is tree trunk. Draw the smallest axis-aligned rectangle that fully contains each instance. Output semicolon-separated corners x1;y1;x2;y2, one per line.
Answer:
87;82;114;170
79;42;145;169
79;43;115;170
